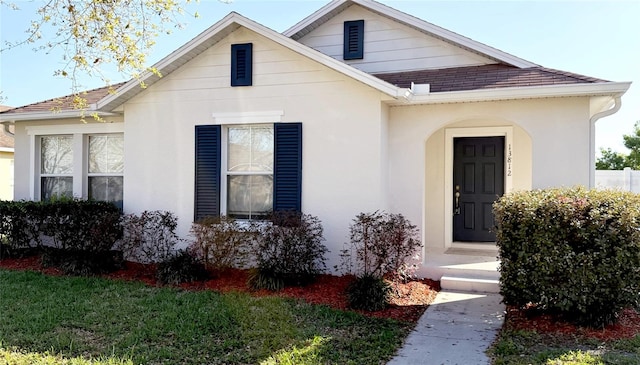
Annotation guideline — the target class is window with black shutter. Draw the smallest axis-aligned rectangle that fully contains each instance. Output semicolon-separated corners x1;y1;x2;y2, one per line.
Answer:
343;20;364;60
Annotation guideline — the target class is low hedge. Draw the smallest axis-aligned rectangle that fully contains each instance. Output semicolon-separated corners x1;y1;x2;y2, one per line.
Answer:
0;199;122;252
494;187;640;327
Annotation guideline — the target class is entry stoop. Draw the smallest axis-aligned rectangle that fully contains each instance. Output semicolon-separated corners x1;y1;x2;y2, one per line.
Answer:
420;247;502;293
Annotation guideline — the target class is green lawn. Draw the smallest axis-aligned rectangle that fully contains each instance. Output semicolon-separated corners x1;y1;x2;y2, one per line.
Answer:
0;269;411;365
490;328;640;365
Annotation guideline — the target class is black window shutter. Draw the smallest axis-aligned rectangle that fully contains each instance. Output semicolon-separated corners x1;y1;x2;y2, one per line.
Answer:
274;123;302;212
194;125;221;221
231;43;253;86
343;20;364;60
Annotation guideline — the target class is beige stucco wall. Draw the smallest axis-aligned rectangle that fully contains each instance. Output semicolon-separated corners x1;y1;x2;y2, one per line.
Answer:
387;97;591;253
121;27;391;265
0;150;13;200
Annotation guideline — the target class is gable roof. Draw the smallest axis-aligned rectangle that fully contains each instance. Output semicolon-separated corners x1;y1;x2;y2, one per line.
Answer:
0;1;631;121
283;0;537;69
96;11;403;112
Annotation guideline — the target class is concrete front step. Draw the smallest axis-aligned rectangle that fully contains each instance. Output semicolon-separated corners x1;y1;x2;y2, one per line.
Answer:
440;276;500;293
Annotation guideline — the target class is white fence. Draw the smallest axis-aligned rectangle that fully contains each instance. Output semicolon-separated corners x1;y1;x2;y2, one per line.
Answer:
595;168;640;193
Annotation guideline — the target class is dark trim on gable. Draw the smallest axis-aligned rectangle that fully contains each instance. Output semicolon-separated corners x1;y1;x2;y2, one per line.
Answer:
274;123;302;212
231;43;253;86
194;125;221;221
343;20;364;60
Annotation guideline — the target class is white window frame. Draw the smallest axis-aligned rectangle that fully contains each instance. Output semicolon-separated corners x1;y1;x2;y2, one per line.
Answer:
221;124;274;219
207;111;283;218
26;123;124;201
38;134;75;200
86;133;125;203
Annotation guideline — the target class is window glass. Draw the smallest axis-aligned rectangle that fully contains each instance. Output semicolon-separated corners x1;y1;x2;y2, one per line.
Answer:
228;126;273;172
41;136;73;174
89;176;124;210
89;135;124;173
226;125;273;219
41;177;73;200
227;175;273;219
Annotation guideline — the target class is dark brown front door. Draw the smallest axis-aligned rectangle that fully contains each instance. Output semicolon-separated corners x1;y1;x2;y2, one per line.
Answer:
453;136;505;242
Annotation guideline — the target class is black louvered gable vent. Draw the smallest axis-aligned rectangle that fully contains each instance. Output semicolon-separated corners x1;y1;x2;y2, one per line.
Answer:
343;20;364;60
274;123;302;212
194;125;221;220
231;43;253;86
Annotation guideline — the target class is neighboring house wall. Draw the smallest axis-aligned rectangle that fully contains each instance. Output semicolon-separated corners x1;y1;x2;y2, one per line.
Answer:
0;150;13;200
595;168;640;193
120;27;391;264
297;4;495;74
387;96;591;252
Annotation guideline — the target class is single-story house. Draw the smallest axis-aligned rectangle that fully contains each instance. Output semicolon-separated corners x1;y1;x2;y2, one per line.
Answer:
0;0;630;289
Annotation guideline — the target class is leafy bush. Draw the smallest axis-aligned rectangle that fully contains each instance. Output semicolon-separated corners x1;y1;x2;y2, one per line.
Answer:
189;216;255;270
346;274;391;311
117;211;181;263
249;211;327;290
247;268;285;292
494;187;640;327
156;250;209;285
342;211;421;279
41;247;124;276
341;211;421;311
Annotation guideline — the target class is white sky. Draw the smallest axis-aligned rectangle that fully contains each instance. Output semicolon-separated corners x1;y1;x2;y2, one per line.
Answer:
1;0;639;153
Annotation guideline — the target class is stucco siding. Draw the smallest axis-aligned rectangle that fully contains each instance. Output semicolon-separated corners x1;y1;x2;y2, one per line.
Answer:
298;4;495;74
388;97;591;250
0;151;13;200
122;27;390;265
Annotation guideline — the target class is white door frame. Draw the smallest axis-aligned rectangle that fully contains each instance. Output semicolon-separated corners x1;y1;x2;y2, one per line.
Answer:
443;126;513;250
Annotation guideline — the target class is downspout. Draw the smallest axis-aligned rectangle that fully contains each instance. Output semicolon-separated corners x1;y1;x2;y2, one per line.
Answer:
1;121;14;136
589;96;622;188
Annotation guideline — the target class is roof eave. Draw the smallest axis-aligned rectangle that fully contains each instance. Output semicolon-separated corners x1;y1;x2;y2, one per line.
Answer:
397;81;631;105
0;109;119;122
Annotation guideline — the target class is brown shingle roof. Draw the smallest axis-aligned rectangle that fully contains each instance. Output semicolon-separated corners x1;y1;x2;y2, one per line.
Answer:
373;64;608;92
0;83;126;115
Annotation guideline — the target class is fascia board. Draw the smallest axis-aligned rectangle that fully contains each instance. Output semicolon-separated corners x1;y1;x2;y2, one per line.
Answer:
283;0;348;38
0;109;118;122
98;11;402;112
403;82;631;105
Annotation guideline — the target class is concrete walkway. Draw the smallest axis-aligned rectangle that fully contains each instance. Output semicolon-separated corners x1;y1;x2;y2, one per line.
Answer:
388;291;505;365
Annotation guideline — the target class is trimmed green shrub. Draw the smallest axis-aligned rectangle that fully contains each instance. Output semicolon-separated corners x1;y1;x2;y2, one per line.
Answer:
346;274;391;311
0;200;47;250
189;216;254;270
117;210;180;263
40;198;122;252
249;211;327;291
156;250;209;285
494;187;640;327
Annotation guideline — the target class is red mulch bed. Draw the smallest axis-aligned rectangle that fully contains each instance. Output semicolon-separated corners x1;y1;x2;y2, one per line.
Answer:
505;305;640;341
0;256;439;324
